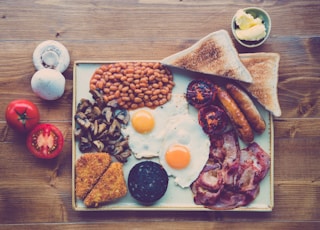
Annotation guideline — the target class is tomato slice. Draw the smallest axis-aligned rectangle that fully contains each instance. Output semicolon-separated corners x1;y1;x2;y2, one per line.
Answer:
5;99;40;133
26;123;64;159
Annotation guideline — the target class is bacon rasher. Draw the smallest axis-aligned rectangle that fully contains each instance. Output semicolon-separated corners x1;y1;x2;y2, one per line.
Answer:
191;130;271;210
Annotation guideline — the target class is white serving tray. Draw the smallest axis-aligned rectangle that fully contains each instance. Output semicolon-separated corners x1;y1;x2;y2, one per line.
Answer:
72;61;274;211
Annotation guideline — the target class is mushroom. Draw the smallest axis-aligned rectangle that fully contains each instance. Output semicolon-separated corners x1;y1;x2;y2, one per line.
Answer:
109;119;121;135
77;99;92;112
74;93;132;163
102;107;113;123
74;112;91;130
93;140;105;152
74;128;83;138
106;99;118;108
33;40;70;73
31;68;65;100
92;106;102;117
79;137;92;152
89;89;104;107
115;149;133;162
115;109;130;125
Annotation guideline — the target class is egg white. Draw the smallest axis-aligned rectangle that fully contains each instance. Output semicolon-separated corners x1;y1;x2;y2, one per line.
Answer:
159;114;210;188
121;94;188;159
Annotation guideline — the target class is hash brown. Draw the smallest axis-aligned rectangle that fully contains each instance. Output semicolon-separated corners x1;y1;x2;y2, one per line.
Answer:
84;162;127;207
75;153;112;199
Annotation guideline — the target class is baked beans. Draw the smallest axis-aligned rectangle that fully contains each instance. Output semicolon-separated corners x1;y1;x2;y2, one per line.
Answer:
89;62;175;109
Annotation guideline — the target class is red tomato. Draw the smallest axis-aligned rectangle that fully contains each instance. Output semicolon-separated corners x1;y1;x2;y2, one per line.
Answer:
5;99;40;133
26;123;64;159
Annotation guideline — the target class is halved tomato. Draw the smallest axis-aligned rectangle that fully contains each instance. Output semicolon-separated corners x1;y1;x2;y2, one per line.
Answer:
198;105;228;135
5;99;40;133
26;123;64;159
186;79;217;109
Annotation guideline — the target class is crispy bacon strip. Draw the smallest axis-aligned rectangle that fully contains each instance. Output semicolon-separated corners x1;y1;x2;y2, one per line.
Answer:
237;142;271;192
208;185;260;210
210;130;240;187
191;163;223;205
191;131;271;210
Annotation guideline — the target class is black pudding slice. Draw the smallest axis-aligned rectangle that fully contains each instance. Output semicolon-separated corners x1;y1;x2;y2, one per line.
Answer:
128;161;168;204
186;79;217;109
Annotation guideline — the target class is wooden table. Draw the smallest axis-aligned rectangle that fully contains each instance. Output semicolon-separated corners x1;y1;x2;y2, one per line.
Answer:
1;0;319;229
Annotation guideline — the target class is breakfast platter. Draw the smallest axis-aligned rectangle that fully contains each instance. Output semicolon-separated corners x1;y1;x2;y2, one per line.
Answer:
72;60;274;211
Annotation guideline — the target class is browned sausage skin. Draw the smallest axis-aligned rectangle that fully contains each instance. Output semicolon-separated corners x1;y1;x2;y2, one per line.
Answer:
226;83;266;134
216;86;254;143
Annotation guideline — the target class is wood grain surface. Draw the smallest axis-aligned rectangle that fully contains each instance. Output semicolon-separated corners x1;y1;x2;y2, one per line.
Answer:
0;0;319;229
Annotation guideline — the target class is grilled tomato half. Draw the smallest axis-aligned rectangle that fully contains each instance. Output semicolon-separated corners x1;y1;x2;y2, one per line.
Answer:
198;105;228;135
186;79;217;109
26;123;64;159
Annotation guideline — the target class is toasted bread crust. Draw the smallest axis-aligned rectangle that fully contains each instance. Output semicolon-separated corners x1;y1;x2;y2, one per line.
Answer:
239;53;281;117
84;162;127;207
75;153;112;199
161;30;253;83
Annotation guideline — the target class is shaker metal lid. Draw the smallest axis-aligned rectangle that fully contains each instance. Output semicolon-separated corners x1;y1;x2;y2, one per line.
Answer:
33;40;70;73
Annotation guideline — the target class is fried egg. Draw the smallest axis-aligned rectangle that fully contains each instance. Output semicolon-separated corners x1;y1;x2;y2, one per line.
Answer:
159;114;210;188
122;94;188;159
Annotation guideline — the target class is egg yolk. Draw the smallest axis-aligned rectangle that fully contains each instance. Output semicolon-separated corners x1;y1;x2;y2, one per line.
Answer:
131;110;155;134
165;144;191;169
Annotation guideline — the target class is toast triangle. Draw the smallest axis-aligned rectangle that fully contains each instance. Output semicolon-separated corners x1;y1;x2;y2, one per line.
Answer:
161;30;253;83
239;52;281;117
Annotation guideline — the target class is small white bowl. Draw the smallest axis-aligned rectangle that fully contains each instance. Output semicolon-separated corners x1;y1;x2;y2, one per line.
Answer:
231;7;271;48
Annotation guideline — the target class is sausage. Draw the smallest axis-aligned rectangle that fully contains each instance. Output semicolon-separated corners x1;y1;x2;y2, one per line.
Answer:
216;86;254;143
226;83;266;134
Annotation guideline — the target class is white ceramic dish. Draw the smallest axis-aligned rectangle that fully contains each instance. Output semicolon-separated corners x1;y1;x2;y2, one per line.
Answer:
72;61;274;211
231;7;272;48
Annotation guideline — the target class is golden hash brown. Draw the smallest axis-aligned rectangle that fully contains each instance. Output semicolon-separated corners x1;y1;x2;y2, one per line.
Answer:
75;153;112;199
84;162;127;207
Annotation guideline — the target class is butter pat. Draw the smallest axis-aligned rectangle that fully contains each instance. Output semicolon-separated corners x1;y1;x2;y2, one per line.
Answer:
236;24;266;41
235;9;266;41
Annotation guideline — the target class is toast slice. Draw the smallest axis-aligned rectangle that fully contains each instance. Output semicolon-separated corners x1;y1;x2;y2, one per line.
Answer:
161;30;253;83
239;52;281;117
84;162;127;207
75;153;112;199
